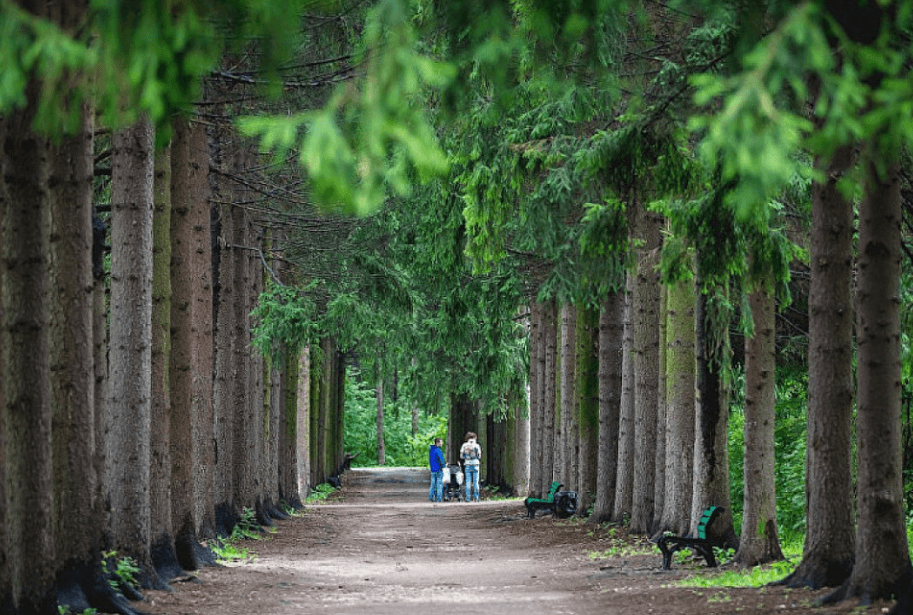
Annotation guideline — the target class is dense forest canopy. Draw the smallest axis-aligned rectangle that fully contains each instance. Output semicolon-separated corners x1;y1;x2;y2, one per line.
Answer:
5;0;913;614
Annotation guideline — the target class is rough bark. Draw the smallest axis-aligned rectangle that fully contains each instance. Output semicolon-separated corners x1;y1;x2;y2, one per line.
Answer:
150;142;181;582
590;291;624;524
542;299;558;491
46;81;110;614
232;201;255;514
528;302;543;497
170;118;203;570
0;195;8;611
691;278;734;539
576;305;599;514
653;285;667;525
296;347;311;499
249;237;267;525
612;273;636;523
265;357;284;518
108;115;160;588
735;271;783;566
376;374;386;465
512;396;531;498
828;152;912;604
558;303;578;488
630;208;662;534
211;195;237;535
654;276;695;537
185;118;216;541
777;145;856;589
279;344;300;509
1;78;57;614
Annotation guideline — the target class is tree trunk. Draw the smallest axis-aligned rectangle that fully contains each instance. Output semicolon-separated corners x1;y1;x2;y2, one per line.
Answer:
613;273;636;523
559;303;577;488
150;141;181;582
630;207;662;534
542;299;558;491
232;202;255;513
691;277;734;538
655;275;695;537
654;285;667;525
47;83;108;612
266;356;283;517
296;347;311;498
248;236;268;525
576;305;599;514
0;222;8;610
735;270;783;566
528;302;543;496
169;117;202;570
590;291;624;524
212;196;237;535
108;115;160;588
829;151;912;604
778;145;856;589
310;348;324;485
376;372;386;466
1;79;57;614
279;344;299;508
186;118;216;541
512;395;531;497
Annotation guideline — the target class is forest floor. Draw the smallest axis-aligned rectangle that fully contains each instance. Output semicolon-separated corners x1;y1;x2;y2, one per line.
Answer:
143;467;891;615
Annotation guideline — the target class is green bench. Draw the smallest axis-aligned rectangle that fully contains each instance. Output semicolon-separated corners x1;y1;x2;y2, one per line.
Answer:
657;506;731;570
524;481;577;519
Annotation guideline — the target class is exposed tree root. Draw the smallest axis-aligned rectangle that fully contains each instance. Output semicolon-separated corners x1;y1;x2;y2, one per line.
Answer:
822;569;912;609
214;503;239;538
0;590;14;615
769;556;852;590
152;535;186;583
57;561;148;615
175;531;201;572
193;541;219;567
890;584;913;614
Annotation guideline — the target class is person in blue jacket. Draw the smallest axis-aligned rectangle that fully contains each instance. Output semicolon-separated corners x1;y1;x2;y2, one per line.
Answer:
428;437;446;502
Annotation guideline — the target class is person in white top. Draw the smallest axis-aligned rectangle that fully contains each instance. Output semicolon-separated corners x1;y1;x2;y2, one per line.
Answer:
459;431;482;502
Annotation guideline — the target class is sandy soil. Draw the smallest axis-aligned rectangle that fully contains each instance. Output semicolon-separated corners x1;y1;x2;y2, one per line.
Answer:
142;467;891;615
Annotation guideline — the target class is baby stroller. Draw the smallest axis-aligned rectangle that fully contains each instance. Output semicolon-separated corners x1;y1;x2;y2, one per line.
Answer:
442;463;464;501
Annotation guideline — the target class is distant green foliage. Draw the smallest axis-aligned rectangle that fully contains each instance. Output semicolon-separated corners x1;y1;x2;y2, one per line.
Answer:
343;367;448;467
728;366;808;542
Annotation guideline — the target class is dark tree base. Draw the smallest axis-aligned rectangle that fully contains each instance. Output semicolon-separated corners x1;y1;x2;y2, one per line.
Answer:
214;502;239;539
822;567;913;608
770;555;853;590
193;541;219;568
152;535;186;583
57;560;148;615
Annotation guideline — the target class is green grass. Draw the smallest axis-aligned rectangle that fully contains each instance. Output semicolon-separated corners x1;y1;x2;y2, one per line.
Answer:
674;540;803;588
101;550;140;594
210;535;256;565
304;482;338;503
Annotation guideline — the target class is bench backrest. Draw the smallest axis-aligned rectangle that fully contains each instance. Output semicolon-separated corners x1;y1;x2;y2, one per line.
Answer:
696;506;724;540
547;481;562;498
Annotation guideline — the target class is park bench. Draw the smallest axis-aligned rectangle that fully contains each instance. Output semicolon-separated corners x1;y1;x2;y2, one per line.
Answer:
657;505;732;570
524;481;578;519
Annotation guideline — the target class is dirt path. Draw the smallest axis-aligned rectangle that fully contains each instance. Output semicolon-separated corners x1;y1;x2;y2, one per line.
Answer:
143;468;888;615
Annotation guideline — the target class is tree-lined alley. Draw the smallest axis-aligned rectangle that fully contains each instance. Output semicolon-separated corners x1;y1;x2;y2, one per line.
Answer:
4;1;913;614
